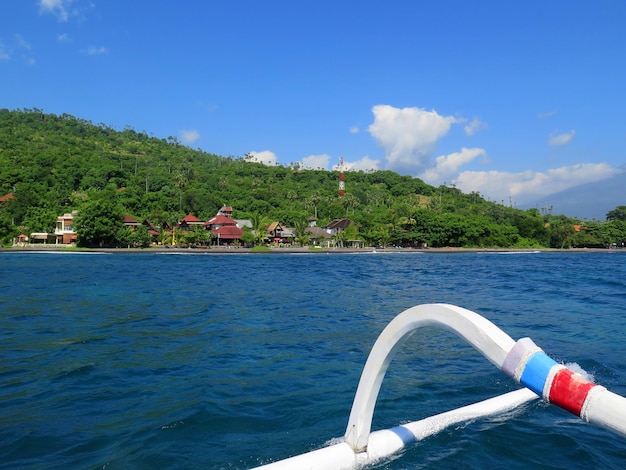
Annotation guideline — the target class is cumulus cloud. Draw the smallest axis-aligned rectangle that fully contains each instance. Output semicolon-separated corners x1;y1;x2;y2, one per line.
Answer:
301;154;330;170
335;156;381;172
464;118;487;136
548;130;575;146
39;0;72;22
245;150;278;166
179;129;200;145
420;147;486;183
350;126;359;134
452;163;620;205
368;104;461;174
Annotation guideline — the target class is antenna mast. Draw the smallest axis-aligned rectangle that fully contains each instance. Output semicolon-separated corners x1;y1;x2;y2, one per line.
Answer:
339;156;345;198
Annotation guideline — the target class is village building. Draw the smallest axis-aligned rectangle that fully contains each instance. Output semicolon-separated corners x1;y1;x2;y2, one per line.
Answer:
142;219;161;244
204;207;244;245
178;214;204;231
305;225;332;247
324;218;363;248
54;211;78;244
123;214;141;230
29;204;358;249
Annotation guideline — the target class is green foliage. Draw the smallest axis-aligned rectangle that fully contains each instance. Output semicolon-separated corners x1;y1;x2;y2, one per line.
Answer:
2;108;626;249
74;188;125;247
606;206;626;221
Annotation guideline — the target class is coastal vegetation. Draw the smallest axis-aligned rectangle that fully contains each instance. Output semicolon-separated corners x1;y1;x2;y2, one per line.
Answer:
1;108;625;249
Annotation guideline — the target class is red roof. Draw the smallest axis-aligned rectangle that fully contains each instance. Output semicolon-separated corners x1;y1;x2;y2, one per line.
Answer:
205;214;237;226
123;214;139;224
180;214;202;223
0;193;14;203
212;225;244;239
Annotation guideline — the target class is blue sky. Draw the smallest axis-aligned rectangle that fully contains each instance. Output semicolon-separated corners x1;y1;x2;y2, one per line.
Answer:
2;1;625;206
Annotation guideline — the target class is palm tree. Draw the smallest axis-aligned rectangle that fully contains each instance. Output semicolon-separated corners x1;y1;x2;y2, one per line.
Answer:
342;193;359;215
305;191;322;218
173;170;188;211
250;212;268;246
286;190;298;210
293;218;310;247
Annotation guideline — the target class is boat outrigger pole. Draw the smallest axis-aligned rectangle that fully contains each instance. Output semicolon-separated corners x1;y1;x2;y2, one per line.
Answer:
255;304;626;469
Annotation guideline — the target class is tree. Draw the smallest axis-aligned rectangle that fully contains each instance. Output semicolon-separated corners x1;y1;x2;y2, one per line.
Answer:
250;212;269;246
304;191;323;218
3;108;616;251
342;193;360;215
293;218;310;247
606;206;626;221
129;225;152;248
74;189;125;247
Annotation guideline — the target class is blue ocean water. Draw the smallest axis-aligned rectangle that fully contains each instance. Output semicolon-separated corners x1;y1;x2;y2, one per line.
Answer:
1;251;625;469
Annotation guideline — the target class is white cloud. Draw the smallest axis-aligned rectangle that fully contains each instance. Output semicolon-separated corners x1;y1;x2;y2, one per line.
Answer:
420;147;486;183
548;129;575;146
301;154;330;170
368;104;461;173
464;118;487;136
452;163;620;205
39;0;71;22
334;156;381;172
57;33;71;42
81;46;109;55
349;156;381;172
350;126;359;134
245;150;278;166
179;129;200;145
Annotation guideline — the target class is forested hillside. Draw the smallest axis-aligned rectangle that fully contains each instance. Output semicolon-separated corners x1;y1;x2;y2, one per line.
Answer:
1;108;625;248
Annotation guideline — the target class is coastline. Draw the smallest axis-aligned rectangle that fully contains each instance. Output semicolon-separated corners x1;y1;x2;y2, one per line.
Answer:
1;245;620;254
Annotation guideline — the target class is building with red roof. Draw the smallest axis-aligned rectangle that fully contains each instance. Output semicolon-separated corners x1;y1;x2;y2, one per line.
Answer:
55;211;78;244
178;213;204;231
204;211;244;245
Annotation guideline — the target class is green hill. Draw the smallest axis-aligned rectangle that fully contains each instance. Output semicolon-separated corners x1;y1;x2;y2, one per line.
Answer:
1;108;624;248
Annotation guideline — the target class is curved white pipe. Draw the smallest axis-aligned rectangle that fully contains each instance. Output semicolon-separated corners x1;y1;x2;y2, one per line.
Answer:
252;303;626;469
344;303;515;452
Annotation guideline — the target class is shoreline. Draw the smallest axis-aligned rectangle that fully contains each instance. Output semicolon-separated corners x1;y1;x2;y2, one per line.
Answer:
1;245;621;254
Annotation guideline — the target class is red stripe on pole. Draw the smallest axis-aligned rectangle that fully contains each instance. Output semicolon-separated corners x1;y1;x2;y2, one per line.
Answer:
548;368;596;416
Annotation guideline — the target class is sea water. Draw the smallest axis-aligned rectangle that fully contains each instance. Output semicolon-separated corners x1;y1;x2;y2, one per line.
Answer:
1;251;625;469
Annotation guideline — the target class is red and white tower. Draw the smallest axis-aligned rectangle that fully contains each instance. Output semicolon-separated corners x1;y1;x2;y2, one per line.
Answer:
339;156;345;198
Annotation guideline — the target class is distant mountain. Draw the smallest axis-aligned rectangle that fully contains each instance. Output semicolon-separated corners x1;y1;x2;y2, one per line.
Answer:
521;166;626;220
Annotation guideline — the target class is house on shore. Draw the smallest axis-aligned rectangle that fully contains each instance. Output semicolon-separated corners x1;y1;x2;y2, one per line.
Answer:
204;210;244;245
55;211;78;244
266;221;296;245
178;214;204;231
324;218;363;248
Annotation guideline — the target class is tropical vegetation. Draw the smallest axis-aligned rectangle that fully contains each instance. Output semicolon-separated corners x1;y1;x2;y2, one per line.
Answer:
1;108;625;249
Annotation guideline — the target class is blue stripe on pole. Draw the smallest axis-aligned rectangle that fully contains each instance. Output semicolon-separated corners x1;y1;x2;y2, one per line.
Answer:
519;352;557;396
